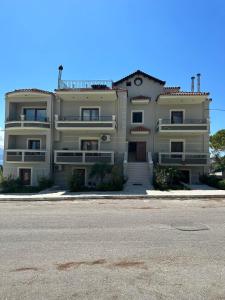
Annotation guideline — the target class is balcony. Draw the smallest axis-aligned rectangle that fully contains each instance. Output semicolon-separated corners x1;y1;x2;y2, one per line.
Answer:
158;152;209;166
58;80;113;90
157;119;209;133
54;150;114;164
6;150;47;163
55;115;116;130
5;115;50;130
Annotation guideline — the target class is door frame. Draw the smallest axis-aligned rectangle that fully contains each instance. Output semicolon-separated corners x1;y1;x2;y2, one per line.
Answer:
170;139;185;153
17;167;32;186
170;109;185;123
72;167;87;186
180;169;191;184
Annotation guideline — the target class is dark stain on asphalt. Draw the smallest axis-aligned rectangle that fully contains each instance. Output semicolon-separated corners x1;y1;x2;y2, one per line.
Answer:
56;259;106;271
11;267;39;272
110;260;147;269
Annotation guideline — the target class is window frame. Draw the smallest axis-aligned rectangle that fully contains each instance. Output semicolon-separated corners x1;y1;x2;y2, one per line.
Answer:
80;106;101;121
79;137;100;151
170;139;185;153
22;107;47;122
170;109;185;124
131;110;144;125
27;138;42;150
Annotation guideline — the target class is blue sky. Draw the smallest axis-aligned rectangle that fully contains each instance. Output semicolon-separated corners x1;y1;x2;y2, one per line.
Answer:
0;0;225;136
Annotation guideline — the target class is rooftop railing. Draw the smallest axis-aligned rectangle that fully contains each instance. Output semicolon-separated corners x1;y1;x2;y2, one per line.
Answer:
58;80;113;89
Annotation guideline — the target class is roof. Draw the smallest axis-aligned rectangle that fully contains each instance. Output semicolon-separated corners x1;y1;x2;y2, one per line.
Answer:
130;95;151;100
130;126;150;132
160;91;209;96
113;70;166;85
6;88;54;96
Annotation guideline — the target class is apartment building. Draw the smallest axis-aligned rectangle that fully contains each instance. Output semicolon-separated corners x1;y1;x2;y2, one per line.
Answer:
3;68;210;187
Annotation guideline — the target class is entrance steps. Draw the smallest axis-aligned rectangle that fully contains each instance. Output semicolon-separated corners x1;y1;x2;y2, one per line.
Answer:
124;162;153;192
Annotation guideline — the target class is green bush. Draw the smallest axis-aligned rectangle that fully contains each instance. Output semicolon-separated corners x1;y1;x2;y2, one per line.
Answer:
0;176;23;193
153;165;184;190
200;174;225;189
0;175;53;193
217;180;225;190
69;171;86;192
38;177;53;190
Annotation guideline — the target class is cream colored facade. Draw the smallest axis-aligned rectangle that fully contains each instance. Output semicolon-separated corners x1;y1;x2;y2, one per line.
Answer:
3;70;210;186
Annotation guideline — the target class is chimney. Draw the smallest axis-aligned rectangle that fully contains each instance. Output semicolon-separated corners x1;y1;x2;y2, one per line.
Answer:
191;76;195;92
196;73;201;92
58;65;63;89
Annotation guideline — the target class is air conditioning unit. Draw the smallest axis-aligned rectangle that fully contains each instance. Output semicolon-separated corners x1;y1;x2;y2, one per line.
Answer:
54;165;63;172
101;134;111;142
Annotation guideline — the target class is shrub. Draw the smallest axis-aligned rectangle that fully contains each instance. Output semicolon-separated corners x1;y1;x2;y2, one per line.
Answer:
217;180;225;190
69;171;85;192
111;164;124;191
89;163;112;184
153;165;183;190
200;174;225;189
0;175;23;193
38;176;53;190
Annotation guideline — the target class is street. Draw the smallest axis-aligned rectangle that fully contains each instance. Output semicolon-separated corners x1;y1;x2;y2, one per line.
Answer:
0;199;225;300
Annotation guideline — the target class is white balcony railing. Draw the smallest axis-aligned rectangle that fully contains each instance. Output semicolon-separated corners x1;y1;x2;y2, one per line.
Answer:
58;80;113;89
159;152;209;166
157;118;209;133
54;150;114;164
55;115;116;130
6;150;47;163
5;115;50;129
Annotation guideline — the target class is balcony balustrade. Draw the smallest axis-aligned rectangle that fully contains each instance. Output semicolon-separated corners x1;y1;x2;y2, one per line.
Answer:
54;150;114;164
157;118;209;133
158;152;209;166
6;150;47;163
55;115;116;130
5;115;50;129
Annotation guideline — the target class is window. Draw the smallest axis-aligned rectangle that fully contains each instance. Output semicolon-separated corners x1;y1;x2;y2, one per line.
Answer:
81;140;99;151
81;108;99;121
24;108;47;121
132;111;143;123
28;139;41;150
126;81;131;87
171;111;184;124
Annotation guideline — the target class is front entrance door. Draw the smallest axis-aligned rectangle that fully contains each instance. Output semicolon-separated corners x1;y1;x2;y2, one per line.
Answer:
19;168;31;185
73;169;85;187
136;142;146;161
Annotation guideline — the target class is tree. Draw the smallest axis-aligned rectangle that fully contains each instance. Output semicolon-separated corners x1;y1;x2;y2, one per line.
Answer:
210;130;225;177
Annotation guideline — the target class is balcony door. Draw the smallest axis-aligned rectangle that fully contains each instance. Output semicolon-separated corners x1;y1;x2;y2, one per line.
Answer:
81;139;99;151
28;139;41;150
171;111;184;124
170;140;184;159
24;108;47;122
81;108;99;121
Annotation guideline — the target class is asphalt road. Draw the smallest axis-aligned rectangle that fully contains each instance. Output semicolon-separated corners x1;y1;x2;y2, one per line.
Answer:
0;198;225;300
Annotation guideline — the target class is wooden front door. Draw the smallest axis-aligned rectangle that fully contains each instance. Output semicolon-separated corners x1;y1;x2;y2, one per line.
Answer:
136;142;146;161
73;169;85;187
19;168;31;185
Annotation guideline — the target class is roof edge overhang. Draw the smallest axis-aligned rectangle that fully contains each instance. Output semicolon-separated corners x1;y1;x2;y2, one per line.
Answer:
113;70;166;86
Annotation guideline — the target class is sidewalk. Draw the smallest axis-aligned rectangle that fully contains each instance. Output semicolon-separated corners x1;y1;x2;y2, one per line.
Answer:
0;185;225;201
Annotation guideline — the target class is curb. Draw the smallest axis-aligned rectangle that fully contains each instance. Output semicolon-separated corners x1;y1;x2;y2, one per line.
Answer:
0;194;225;201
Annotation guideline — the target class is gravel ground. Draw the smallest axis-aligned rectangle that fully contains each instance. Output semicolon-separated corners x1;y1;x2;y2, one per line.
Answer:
0;198;225;300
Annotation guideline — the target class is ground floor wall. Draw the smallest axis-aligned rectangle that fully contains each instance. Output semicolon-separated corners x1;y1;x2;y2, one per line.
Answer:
3;163;51;186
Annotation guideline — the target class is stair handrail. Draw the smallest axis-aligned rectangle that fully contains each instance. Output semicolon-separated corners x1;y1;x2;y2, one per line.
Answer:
147;152;153;165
